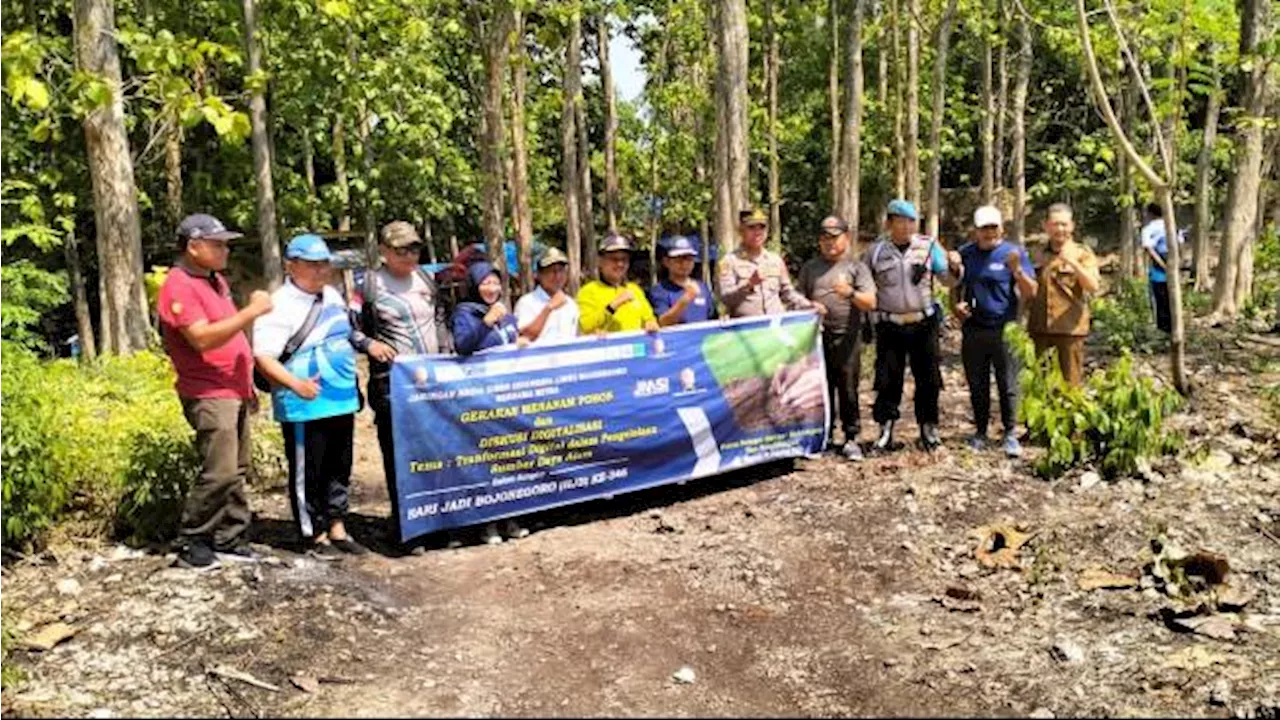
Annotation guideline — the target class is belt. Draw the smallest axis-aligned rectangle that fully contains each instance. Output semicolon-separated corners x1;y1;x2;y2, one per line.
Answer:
877;306;935;325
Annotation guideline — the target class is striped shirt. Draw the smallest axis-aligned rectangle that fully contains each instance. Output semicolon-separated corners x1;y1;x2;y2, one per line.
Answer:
352;267;439;376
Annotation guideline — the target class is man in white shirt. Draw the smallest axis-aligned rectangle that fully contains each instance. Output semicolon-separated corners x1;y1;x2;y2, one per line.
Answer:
515;247;579;344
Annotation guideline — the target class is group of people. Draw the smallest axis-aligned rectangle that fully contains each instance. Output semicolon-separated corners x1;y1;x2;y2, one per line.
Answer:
156;198;1100;570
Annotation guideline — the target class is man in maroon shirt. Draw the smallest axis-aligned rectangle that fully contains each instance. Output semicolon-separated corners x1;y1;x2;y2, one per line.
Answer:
157;213;273;569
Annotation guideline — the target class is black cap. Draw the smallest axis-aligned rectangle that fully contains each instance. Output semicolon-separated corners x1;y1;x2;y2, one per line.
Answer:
820;215;849;236
177;213;243;244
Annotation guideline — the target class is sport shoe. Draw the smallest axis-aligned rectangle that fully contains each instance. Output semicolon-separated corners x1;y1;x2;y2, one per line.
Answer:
873;421;896;452
967;434;988;451
502;519;530;540
841;442;865;462
1003;432;1023;458
175;540;221;571
920;424;942;450
481;523;504;545
307;542;343;561
214;540;262;563
330;537;369;556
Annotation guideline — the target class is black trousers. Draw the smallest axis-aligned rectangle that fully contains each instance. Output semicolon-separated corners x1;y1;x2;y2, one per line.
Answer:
873;317;942;425
281;414;354;539
822;330;863;439
1150;281;1171;333
368;374;401;540
961;324;1019;435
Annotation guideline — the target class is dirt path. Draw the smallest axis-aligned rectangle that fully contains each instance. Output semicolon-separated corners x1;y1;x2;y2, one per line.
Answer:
3;336;1279;718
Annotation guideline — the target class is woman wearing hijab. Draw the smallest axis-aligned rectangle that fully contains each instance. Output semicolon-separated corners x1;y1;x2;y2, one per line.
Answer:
449;261;529;544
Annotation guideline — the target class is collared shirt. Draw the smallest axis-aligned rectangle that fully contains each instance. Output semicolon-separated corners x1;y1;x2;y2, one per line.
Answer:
864;235;951;315
648;278;717;325
718;248;813;318
1027;240;1100;337
798;256;875;333
577;280;657;333
253;279;360;423
957;240;1036;329
157;262;255;400
515;286;581;343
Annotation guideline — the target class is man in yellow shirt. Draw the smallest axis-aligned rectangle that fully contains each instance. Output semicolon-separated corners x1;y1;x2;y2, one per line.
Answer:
578;234;660;334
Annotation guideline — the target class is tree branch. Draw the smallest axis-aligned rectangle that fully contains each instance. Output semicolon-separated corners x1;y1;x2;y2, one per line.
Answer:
1102;0;1172;174
1075;0;1167;190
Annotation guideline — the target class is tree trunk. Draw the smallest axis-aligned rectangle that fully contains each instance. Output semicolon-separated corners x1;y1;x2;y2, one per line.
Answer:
333;115;350;232
1192;59;1221;291
1074;0;1188;394
1009;11;1031;243
904;0;920;205
509;8;535;294
1117;72;1137;279
572;12;596;276
599;15;620;234
767;0;781;248
242;0;281;288
74;0;150;354
876;0;888;119
1212;0;1272;317
924;0;959;239
357;106;376;266
164;118;182;232
994;0;1008;193
64;226;97;361
839;0;865;234
303;127;319;228
479;2;514;303
828;0;841;206
890;0;905;198
562;7;584;293
714;0;750;257
980;8;995;203
423;217;437;265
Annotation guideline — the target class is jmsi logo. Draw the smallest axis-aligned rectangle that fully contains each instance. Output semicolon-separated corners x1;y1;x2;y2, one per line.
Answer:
633;376;670;398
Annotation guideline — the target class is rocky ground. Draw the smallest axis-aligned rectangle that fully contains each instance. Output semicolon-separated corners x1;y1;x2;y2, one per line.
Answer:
3;323;1279;718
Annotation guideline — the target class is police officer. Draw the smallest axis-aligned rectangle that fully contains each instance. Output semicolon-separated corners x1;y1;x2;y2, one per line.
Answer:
719;208;821;318
864;199;961;451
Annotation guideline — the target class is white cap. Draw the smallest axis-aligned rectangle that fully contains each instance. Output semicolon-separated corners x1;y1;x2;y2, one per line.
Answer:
973;205;1003;228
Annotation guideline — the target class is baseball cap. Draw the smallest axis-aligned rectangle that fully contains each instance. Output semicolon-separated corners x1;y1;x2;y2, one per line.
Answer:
285;234;333;262
537;247;569;268
739;207;768;227
666;235;698;258
886;199;918;221
599;233;634;253
973;205;1003;228
820;215;849;236
177;213;243;244
379;220;422;248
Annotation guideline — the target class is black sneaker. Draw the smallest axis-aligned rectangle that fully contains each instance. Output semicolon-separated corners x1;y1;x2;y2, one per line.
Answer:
330;537;369;556
307;542;343;561
214;540;262;563
920;424;942;450
174;540;221;571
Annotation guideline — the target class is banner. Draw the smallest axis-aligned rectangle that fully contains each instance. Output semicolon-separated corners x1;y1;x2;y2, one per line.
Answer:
390;311;829;541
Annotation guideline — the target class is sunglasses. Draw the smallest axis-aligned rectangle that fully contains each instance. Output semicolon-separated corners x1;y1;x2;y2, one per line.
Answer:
388;245;422;257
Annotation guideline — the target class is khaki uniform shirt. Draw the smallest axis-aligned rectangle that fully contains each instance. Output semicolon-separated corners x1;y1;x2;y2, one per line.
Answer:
718;248;813;318
1027;240;1100;337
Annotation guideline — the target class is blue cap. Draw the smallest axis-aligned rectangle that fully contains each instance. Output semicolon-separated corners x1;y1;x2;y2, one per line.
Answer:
285;234;333;262
666;235;698;258
886;199;918;221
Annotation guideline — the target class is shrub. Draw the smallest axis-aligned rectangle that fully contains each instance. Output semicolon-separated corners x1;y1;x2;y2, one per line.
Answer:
1008;325;1183;479
1090;275;1164;354
0;343;285;549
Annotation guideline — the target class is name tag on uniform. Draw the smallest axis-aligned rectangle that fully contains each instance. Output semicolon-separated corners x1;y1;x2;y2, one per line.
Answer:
694;298;706;306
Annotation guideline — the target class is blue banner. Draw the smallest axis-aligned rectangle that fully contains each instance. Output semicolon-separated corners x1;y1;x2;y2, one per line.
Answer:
390;312;829;541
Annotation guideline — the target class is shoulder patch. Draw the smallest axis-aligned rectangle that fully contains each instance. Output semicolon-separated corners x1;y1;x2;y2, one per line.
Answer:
170;301;183;316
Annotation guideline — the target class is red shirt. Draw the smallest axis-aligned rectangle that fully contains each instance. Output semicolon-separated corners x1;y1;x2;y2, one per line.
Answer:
157;263;255;399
